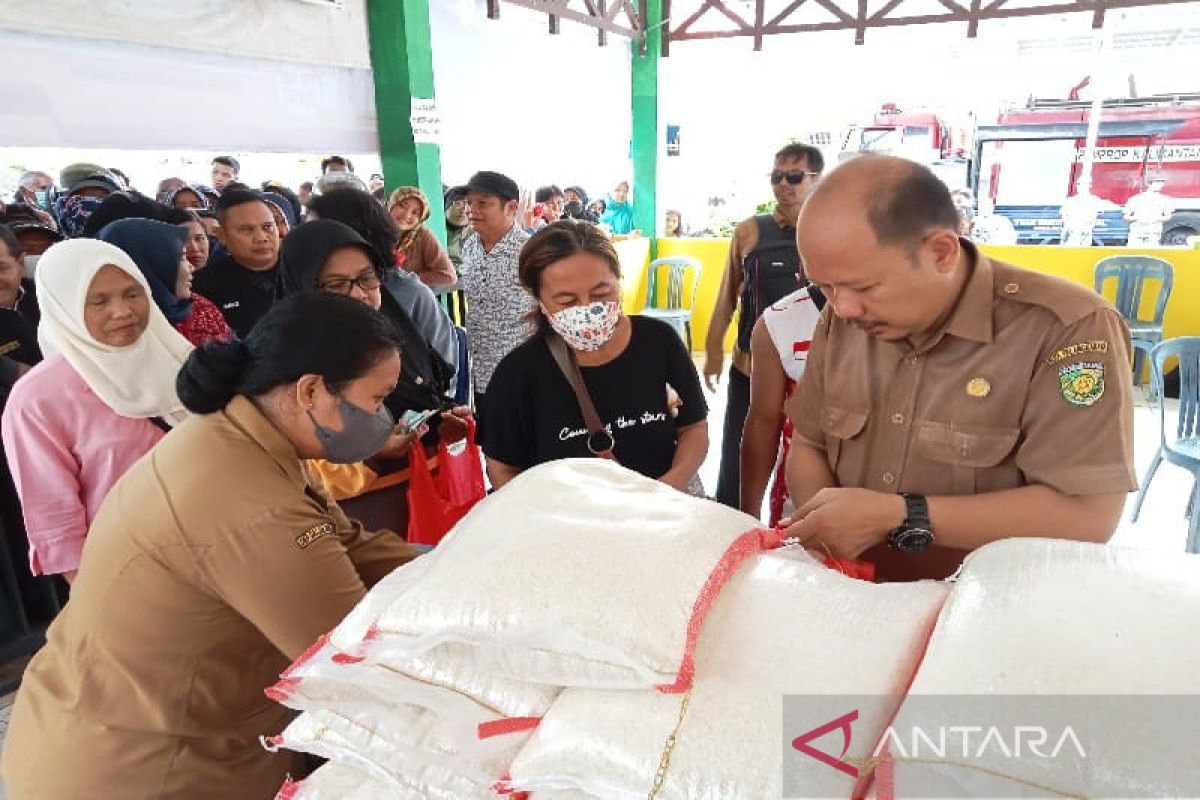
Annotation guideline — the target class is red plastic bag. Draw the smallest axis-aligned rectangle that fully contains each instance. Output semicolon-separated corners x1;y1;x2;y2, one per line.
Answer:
407;417;486;547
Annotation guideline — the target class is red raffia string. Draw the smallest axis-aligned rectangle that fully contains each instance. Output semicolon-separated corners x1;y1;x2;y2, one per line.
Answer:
491;772;530;798
263;677;300;704
332;623;381;665
477;716;541;740
274;776;300;800
656;527;786;694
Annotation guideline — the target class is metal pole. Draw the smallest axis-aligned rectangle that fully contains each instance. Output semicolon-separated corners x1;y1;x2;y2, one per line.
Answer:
1077;20;1114;196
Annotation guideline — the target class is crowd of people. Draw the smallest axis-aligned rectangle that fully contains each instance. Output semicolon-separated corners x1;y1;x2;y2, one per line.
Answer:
0;146;1140;796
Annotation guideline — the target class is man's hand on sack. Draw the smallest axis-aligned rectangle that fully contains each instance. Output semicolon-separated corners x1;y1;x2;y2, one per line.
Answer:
780;488;906;560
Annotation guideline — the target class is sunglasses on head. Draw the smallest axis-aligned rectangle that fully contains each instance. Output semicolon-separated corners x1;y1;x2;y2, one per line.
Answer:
770;170;819;185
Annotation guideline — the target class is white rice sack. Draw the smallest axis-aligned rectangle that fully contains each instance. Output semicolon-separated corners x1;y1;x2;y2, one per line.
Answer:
507;549;949;800
885;538;1200;800
270;707;522;800
276;761;398;800
347;459;766;689
271;634;558;748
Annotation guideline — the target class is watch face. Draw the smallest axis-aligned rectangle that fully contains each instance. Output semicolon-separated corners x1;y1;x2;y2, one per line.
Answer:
896;528;934;553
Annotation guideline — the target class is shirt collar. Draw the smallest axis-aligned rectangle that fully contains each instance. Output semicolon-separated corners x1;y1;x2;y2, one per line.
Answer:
933;238;995;347
3;284;25;312
222;394;306;486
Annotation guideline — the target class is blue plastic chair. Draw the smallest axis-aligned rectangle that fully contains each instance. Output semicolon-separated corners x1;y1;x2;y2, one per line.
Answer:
1093;256;1174;385
639;257;702;350
1130;337;1200;553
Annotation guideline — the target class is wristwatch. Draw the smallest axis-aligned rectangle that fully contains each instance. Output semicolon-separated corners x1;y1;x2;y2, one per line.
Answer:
887;494;934;553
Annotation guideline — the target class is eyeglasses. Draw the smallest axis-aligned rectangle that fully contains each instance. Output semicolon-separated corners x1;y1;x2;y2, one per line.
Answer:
770;170;820;185
318;272;382;295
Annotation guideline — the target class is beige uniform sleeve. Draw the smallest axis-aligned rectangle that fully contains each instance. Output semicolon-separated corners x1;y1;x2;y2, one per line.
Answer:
787;308;832;451
1015;308;1138;496
201;501;419;659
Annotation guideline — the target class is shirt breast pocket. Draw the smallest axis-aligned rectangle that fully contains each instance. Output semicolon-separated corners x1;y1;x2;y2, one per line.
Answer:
820;405;869;482
915;421;1021;495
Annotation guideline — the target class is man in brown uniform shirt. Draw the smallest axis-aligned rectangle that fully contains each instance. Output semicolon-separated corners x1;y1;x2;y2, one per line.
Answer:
705;143;825;507
784;155;1137;582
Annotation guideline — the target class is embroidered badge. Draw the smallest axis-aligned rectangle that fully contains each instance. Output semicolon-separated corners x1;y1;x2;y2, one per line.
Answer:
1046;340;1109;366
1058;362;1105;407
966;377;991;398
793;340;812;361
295;521;335;550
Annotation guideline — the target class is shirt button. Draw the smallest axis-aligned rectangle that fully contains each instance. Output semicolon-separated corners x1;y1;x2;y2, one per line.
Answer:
882;471;896;485
905;354;919;365
1004;282;1020;294
891;413;905;425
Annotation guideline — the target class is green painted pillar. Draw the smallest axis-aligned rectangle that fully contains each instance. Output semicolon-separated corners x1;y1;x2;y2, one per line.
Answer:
366;0;447;245
631;0;662;249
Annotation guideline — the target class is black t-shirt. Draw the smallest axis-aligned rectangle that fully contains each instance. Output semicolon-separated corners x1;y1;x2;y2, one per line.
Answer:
480;316;708;480
192;253;278;339
0;280;41;368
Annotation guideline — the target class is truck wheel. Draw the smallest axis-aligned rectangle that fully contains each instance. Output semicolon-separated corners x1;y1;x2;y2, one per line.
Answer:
1162;212;1200;246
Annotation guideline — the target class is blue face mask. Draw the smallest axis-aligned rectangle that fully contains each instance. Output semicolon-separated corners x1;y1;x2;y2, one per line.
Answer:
307;395;395;464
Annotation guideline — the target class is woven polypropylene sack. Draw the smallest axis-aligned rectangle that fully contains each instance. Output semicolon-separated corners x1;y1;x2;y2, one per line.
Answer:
506;549;949;799
270;634;558;751
884;539;1200;800
276;760;398;800
270;707;523;800
346;459;765;689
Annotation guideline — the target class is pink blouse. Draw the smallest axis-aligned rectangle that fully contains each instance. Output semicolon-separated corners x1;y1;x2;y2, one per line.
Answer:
1;354;166;575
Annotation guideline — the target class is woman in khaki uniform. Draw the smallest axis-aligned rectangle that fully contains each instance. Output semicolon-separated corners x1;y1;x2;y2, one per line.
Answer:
2;292;420;799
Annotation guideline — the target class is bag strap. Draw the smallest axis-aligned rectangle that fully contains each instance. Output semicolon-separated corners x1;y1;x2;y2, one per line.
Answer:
545;333;616;459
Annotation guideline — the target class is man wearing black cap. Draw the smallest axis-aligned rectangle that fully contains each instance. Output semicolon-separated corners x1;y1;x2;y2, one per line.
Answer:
450;171;534;412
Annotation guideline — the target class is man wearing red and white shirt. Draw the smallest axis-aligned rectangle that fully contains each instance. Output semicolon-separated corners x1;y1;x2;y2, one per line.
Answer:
740;285;824;523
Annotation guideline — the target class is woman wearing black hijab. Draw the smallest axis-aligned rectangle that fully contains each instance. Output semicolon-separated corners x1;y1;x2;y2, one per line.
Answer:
98;218;233;347
276;219;469;530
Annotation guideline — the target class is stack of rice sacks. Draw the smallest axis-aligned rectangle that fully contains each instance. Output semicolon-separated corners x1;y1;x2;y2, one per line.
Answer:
267;459;1200;798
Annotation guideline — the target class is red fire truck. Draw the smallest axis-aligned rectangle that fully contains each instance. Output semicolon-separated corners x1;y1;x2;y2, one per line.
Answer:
984;93;1200;244
845;96;1200;244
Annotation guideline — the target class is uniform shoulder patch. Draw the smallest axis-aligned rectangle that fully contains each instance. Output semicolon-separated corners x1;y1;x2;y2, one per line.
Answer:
295;521;336;550
1058;361;1105;407
1045;340;1109;366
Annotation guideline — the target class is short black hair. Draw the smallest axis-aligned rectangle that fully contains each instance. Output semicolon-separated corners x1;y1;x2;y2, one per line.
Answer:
0;224;22;259
321;156;354;174
215;188;271;224
300;181;314;192
306;187;399;273
775;143;825;174
535;185;564;204
865;160;960;249
212;155;241;174
177;293;401;415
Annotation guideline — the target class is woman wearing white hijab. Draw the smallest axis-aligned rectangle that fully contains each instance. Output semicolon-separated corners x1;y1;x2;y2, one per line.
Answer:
1;239;193;582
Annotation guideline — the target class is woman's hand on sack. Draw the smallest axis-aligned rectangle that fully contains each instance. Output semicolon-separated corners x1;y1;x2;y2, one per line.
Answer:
438;407;473;443
375;425;427;459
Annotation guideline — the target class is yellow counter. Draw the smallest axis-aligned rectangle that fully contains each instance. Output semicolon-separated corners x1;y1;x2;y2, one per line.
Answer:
614;238;1197;353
